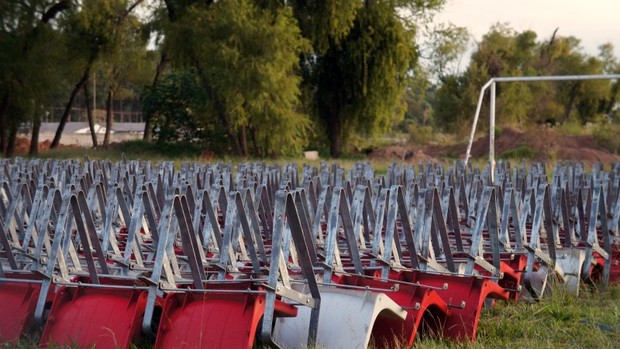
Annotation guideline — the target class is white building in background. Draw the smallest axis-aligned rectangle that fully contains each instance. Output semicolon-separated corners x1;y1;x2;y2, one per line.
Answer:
34;122;145;146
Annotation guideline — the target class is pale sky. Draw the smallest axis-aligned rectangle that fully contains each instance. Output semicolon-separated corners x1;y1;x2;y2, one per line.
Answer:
435;0;620;58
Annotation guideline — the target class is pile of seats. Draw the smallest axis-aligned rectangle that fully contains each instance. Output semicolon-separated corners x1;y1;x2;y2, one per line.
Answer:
0;158;618;348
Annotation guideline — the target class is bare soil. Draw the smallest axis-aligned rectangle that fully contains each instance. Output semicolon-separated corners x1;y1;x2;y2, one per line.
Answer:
13;126;620;165
369;126;620;164
13;137;79;154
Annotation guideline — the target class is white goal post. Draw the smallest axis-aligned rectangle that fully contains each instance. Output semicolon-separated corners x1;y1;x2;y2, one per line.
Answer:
464;74;620;181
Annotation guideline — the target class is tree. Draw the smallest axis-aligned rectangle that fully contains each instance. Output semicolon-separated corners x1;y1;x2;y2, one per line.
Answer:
97;10;150;146
141;68;228;151
403;66;432;126
424;22;470;82
290;0;443;157
433;25;547;129
50;0;144;148
543;36;607;124
161;0;310;156
142;2;173;142
598;43;620;120
430;24;619;132
0;0;70;156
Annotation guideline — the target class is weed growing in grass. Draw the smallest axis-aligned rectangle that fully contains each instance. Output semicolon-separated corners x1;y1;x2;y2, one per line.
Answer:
468;284;619;349
498;145;537;160
114;140;202;158
593;123;620;154
33;140;204;163
254;284;620;349
555;120;591;136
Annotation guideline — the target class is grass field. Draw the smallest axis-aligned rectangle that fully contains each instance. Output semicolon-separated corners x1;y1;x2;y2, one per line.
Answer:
418;284;620;349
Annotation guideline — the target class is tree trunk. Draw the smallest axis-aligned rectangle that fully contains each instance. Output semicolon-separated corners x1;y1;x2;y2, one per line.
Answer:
6;121;18;158
562;83;579;123
238;125;248;157
328;117;343;158
0;92;9;154
250;127;259;157
83;78;98;148
144;51;170;141
103;88;113;147
29;113;41;156
51;63;91;148
142;108;153;141
1;1;70;155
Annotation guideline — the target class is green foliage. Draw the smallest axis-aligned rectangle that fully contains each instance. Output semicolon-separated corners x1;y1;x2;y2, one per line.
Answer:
166;0;311;156
343;2;414;131
61;0;143;73
498;145;536;160
403;122;434;145
593;123;620;154
113;139;202;159
289;0;361;53
4;0;620;158
556;120;590;135
431;75;467;132
404;66;433;126
425;23;470;81
0;0;73;154
141;69;228;152
303;0;437;156
494;126;502;138
96;7;152;94
431;24;620;134
70;0;126;54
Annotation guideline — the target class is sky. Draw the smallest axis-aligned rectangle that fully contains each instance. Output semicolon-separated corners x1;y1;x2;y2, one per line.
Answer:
434;0;620;60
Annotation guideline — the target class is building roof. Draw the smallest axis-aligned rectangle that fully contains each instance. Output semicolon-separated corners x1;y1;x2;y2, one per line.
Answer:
39;122;145;134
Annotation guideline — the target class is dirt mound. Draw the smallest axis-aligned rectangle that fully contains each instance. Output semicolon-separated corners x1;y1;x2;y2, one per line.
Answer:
370;126;620;164
13;137;79;154
468;126;620;163
369;145;439;163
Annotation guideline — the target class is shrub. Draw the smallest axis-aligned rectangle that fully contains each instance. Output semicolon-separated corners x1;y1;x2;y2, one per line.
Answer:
141;69;229;154
593;124;620;154
113;140;202;159
499;145;537;160
407;125;434;145
556;120;589;135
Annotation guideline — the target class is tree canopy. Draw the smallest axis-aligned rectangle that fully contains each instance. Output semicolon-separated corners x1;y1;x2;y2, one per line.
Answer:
2;1;619;158
0;0;70;156
163;0;311;157
431;24;620;133
291;0;445;157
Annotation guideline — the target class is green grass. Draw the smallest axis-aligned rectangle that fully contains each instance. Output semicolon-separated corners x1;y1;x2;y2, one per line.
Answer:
555;120;592;136
415;284;620;349
32;140;203;162
21;141;402;176
498;145;537;160
593;123;620;154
